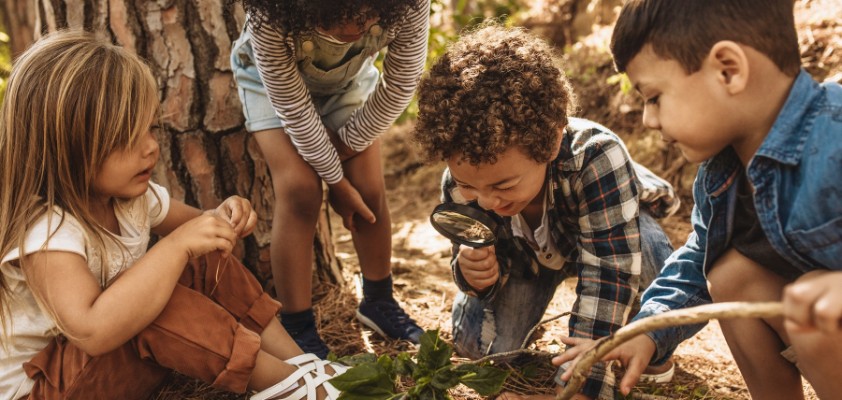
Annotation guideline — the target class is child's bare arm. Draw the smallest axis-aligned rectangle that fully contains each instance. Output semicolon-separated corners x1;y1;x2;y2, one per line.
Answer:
22;214;237;356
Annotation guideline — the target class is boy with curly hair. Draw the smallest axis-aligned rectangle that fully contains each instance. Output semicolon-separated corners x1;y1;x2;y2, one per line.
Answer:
229;0;429;358
412;24;679;399
557;0;842;398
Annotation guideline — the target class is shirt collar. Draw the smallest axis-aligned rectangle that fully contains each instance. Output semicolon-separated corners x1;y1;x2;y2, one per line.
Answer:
754;69;821;166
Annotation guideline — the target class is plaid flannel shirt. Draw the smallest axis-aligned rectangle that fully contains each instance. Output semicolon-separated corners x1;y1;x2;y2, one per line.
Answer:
442;118;678;399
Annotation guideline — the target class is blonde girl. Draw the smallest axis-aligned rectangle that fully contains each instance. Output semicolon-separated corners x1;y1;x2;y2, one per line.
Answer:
0;31;346;400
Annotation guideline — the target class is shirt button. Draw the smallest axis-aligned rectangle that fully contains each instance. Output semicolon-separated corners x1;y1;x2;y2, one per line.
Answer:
301;40;314;53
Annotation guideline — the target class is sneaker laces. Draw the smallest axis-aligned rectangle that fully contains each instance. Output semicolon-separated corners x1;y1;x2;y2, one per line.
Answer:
358;298;423;341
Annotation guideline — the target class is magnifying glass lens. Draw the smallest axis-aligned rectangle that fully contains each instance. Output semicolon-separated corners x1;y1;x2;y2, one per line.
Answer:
429;203;499;247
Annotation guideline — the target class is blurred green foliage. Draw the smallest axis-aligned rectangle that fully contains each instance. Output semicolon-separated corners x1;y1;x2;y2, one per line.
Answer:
0;19;10;103
396;0;526;123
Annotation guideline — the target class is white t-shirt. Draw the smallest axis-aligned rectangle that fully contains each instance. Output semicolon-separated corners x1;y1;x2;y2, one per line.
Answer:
0;182;170;400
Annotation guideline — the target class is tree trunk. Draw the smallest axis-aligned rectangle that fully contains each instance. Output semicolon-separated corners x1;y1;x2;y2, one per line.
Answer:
6;0;343;293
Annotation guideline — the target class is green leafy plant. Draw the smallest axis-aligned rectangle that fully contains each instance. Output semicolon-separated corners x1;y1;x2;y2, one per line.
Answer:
329;329;509;400
0;24;11;102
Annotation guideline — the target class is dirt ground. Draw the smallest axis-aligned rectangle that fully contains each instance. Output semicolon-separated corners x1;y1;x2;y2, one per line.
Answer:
156;1;840;399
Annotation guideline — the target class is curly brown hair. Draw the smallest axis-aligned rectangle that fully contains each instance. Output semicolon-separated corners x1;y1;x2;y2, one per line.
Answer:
412;23;576;166
237;0;423;37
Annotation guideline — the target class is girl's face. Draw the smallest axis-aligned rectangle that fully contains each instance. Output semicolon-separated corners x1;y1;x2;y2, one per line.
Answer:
93;129;160;202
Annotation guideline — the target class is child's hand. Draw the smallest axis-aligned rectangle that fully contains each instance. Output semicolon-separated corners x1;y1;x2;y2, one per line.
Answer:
212;195;258;237
555;335;657;396
783;270;842;334
328;178;376;232
457;245;498;291
166;213;238;259
326;127;360;162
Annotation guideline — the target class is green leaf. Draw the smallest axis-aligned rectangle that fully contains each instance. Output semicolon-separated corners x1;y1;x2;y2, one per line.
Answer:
430;367;461;390
377;354;396;380
416;385;451;400
337;387;397;400
457;365;509;396
329;363;393;393
417;329;453;371
335;352;379;367
394;352;418;377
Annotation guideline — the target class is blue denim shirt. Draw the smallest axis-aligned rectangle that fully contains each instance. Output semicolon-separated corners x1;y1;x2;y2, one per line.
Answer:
635;70;842;364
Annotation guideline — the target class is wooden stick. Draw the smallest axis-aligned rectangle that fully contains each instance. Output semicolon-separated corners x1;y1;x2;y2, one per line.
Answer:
557;301;784;400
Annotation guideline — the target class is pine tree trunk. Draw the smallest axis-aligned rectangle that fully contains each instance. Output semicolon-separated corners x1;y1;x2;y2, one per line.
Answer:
6;0;343;292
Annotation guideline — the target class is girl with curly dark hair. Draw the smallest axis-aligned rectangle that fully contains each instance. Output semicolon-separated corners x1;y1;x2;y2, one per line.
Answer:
229;0;429;370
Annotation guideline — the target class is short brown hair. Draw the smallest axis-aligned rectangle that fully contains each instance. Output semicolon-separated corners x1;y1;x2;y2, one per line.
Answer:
412;23;576;165
611;0;800;76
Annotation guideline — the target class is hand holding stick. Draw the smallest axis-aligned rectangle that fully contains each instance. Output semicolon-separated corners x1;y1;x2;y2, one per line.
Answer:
557;302;784;400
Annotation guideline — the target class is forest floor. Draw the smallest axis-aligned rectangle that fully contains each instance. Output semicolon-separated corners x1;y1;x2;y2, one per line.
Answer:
157;0;840;399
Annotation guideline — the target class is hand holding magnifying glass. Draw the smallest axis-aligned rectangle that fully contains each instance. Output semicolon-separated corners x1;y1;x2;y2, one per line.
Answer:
430;202;508;291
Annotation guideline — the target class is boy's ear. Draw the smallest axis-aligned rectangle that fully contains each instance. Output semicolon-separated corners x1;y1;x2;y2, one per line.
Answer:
706;41;749;95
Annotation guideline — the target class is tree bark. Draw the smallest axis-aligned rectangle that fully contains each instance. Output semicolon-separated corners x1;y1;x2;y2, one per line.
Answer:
7;0;343;293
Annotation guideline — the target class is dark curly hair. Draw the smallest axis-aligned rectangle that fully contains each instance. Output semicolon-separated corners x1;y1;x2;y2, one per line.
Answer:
238;0;423;37
412;23;576;166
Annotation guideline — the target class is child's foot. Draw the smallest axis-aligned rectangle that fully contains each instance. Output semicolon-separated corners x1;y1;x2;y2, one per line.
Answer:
281;317;330;359
356;298;424;343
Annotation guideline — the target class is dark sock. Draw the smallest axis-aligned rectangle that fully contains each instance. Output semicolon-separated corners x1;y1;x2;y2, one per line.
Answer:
279;308;315;335
362;275;393;302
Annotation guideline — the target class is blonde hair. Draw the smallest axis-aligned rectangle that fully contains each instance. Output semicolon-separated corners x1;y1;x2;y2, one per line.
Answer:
0;30;159;338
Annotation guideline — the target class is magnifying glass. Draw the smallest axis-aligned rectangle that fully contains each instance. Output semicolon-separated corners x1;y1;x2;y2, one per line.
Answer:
429;202;503;248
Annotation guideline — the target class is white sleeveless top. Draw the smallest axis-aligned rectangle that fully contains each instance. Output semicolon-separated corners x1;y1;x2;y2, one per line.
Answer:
0;183;170;400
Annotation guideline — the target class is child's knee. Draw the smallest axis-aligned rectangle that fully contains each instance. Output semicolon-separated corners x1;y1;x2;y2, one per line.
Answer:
273;176;322;214
707;249;757;301
708;248;787;303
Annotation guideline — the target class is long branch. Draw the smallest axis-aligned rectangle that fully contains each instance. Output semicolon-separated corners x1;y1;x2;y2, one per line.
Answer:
557;301;784;400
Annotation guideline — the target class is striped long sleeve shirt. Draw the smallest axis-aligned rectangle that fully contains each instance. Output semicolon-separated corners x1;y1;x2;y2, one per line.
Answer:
248;1;429;184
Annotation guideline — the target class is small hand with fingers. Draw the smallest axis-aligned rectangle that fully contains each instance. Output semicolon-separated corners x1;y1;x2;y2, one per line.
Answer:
554;334;657;396
211;195;258;238
166;213;238;260
457;245;499;291
328;178;376;232
783;270;842;334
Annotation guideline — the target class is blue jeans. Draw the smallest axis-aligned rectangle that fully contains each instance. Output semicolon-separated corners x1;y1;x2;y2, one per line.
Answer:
451;210;674;358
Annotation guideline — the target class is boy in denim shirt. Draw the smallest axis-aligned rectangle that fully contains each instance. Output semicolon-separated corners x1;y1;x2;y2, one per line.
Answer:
557;0;842;398
412;24;679;400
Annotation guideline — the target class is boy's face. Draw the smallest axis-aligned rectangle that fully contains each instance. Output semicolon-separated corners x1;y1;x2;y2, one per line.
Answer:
626;45;738;163
447;147;547;217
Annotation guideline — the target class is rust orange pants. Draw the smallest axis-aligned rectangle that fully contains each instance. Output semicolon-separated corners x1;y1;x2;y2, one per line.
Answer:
22;253;281;400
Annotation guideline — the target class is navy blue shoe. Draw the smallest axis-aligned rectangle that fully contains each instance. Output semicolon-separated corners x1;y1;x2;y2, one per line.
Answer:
356;298;424;343
281;317;330;359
